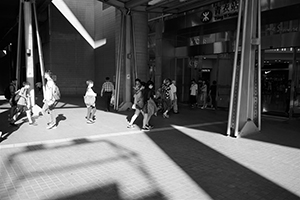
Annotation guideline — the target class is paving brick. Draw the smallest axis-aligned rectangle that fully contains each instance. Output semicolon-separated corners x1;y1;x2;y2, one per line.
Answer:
1;97;300;200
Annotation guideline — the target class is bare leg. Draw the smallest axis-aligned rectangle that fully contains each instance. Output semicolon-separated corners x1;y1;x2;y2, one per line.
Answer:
142;113;148;128
26;110;33;124
129;109;140;125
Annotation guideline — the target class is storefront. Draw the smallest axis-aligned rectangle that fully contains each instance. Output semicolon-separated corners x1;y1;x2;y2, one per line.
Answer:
148;0;300;117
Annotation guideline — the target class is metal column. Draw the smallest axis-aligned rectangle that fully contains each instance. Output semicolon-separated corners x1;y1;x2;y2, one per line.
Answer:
114;12;125;110
33;0;46;97
24;0;35;106
227;0;261;138
289;48;297;118
16;0;24;90
118;13;133;111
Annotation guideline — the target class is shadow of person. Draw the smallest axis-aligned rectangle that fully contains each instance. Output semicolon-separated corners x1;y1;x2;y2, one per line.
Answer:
56;114;66;126
0;121;25;143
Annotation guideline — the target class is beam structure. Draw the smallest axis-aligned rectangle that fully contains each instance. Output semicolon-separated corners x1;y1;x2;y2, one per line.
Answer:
117;12;133;111
125;0;149;8
227;0;261;138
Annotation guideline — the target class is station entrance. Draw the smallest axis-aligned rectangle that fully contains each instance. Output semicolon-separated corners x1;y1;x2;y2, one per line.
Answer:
175;53;233;107
174;47;300;119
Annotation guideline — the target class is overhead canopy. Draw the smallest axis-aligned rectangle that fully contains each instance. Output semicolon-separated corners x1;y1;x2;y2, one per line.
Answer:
0;0;220;49
98;0;220;13
0;0;51;49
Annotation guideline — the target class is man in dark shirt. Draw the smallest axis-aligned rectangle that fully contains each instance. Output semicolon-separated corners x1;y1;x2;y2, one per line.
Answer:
209;80;217;110
101;77;114;112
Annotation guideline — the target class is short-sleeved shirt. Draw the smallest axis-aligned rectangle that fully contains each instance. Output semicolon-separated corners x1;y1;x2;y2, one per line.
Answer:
17;87;28;106
190;83;198;96
45;79;55;104
169;84;177;100
210;85;217;96
201;84;207;93
85;87;97;106
102;81;114;92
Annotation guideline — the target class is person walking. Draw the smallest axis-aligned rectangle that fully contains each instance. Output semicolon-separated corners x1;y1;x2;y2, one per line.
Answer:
190;79;198;108
101;77;114;112
209;80;218;110
5;79;18;125
170;80;178;114
13;82;36;126
42;71;57;129
200;80;208;109
142;80;158;129
127;79;145;128
84;80;97;124
161;79;172;118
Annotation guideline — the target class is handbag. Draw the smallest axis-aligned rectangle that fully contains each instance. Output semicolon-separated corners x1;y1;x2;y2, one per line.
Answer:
110;94;115;106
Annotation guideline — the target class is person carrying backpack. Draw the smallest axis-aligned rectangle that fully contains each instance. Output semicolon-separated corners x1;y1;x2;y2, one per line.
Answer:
5;79;18;125
12;82;36;126
42;70;58;129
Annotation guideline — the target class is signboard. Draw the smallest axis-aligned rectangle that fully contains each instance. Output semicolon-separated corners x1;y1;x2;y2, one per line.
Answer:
213;0;239;21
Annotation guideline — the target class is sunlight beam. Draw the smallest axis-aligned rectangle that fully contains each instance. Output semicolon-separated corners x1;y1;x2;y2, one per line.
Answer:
52;0;106;49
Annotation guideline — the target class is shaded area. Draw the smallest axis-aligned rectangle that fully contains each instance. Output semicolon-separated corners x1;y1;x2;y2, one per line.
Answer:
146;129;300;200
52;183;166;200
242;118;300;149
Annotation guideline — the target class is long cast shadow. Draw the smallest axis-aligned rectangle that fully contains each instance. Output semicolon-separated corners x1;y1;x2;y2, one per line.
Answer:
146;129;300;200
0;138;167;200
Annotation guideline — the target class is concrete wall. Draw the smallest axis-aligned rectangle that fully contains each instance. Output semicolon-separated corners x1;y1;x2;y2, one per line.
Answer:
44;0;116;95
94;3;116;91
42;0;148;97
48;2;95;95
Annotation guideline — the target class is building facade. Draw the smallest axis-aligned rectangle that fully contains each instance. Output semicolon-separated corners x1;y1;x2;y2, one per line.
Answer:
149;0;300;116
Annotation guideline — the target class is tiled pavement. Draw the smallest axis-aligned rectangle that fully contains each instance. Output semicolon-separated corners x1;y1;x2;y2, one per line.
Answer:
0;96;300;200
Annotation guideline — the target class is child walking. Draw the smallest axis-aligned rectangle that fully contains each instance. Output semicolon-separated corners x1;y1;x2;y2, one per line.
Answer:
84;80;97;124
13;82;36;125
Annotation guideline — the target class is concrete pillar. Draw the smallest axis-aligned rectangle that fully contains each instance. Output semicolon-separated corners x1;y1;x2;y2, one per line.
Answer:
155;20;163;89
131;11;148;81
24;1;35;106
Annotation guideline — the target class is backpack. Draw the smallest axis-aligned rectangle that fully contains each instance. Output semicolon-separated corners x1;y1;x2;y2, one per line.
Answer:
53;83;61;101
4;85;11;100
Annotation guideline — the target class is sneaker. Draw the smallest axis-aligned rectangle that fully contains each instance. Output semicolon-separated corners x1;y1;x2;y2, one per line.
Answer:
146;124;153;129
9;122;18;127
87;119;95;124
127;124;134;128
47;123;56;129
141;126;150;131
29;122;38;126
163;113;169;118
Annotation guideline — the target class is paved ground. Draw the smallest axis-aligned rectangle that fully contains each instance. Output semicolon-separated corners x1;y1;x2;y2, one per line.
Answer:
0;96;300;200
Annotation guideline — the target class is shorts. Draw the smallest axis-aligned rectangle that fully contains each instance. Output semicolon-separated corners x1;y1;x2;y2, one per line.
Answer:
17;104;29;113
142;102;148;113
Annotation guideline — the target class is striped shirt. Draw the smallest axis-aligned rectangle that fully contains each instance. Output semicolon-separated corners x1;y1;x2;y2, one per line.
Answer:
102;81;114;92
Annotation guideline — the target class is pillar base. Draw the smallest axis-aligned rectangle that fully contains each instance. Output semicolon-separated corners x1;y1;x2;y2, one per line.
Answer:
239;120;259;138
118;101;133;111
